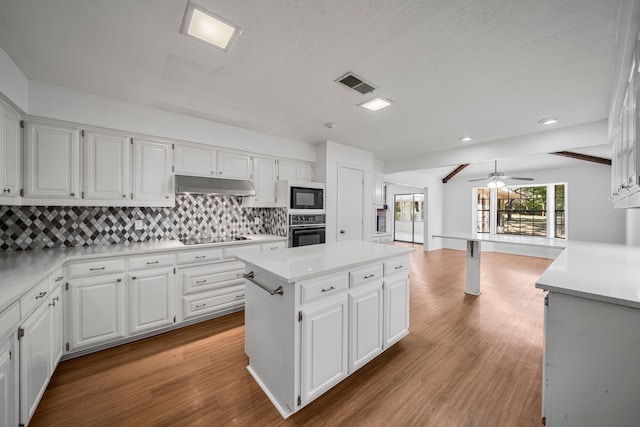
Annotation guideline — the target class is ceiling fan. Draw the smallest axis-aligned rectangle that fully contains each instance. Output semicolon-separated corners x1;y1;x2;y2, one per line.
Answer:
468;160;534;188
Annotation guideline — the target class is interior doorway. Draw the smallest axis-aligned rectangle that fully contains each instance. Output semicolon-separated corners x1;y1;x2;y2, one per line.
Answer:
394;193;424;243
337;165;364;241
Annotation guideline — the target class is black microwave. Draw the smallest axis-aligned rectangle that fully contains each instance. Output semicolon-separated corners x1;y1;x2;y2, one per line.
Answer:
290;186;324;211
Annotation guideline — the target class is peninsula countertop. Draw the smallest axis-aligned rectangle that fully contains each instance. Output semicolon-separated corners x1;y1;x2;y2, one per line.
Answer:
235;240;415;283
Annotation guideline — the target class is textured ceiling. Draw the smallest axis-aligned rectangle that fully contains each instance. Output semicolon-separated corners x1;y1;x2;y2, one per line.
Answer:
0;0;621;161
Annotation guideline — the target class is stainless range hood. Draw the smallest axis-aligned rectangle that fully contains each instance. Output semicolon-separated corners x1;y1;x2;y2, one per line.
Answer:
175;175;256;196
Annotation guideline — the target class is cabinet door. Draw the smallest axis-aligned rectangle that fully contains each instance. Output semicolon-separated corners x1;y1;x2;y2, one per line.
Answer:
24;121;80;198
278;159;314;182
0;333;18;427
84;131;130;200
349;283;383;372
19;301;51;425
373;175;384;206
216;151;252;180
69;274;126;350
383;276;409;348
129;268;174;335
251;157;277;204
174;145;216;176
132;138;173;202
1;105;21;198
49;285;63;368
300;296;348;406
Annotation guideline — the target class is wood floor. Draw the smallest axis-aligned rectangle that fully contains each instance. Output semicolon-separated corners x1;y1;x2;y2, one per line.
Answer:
31;246;552;427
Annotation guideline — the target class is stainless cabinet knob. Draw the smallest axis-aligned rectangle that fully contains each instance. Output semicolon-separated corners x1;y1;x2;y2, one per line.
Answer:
70;192;75;196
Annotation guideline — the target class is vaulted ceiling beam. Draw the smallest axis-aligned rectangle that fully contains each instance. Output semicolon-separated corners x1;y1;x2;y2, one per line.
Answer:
551;151;611;166
442;164;469;183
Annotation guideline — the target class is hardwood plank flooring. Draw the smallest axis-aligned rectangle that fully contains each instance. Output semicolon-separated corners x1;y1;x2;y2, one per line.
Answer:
30;246;552;426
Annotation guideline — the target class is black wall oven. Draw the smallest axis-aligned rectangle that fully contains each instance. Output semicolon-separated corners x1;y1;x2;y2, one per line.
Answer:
289;214;326;247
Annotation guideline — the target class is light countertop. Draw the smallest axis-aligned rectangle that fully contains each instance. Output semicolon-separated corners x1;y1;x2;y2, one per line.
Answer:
432;232;567;249
235;240;415;283
0;234;286;314
535;240;640;310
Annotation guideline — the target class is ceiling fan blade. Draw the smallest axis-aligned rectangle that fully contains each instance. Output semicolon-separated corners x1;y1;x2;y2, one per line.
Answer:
506;176;534;181
467;177;488;182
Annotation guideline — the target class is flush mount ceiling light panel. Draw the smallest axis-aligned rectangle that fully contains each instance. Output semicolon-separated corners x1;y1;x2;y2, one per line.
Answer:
336;72;377;95
459;136;473;142
181;1;241;52
359;97;393;112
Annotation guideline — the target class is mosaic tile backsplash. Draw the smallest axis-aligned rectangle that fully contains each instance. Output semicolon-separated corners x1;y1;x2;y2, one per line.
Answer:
0;195;287;251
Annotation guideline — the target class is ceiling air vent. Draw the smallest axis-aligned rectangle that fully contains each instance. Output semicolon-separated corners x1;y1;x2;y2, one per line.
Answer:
336;72;377;95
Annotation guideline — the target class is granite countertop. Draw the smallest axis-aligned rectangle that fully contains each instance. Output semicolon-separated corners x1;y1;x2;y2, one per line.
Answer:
236;240;415;283
535;240;640;310
0;234;286;314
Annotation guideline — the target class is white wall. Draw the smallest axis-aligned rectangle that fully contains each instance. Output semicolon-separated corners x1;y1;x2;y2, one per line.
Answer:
0;45;28;112
441;163;626;256
384;171;443;251
316;141;374;243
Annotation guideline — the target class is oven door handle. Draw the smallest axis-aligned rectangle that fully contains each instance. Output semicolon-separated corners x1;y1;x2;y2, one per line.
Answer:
290;225;326;230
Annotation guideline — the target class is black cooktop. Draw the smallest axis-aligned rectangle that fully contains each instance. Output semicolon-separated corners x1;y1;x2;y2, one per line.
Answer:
180;236;248;245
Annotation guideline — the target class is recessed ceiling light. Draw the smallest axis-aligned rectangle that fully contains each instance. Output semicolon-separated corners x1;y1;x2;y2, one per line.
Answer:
181;2;241;52
325;122;336;129
359;97;393;112
539;117;559;125
460;136;472;142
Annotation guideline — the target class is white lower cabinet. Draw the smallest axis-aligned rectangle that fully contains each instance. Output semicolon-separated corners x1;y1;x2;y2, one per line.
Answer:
68;274;126;350
348;282;383;372
0;303;19;427
49;285;64;369
300;296;348;406
383;275;409;348
129;268;174;335
19;301;51;425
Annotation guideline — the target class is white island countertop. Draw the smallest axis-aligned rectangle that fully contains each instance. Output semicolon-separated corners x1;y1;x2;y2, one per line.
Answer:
235;240;415;283
432;232;567;249
535;240;640;310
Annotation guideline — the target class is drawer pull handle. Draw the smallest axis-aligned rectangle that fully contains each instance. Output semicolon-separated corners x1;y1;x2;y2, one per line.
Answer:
195;256;207;259
364;274;375;279
270;246;279;250
35;291;47;299
132;276;137;280
90;267;106;271
54;297;60;302
236;294;245;299
146;261;159;265
321;286;335;292
394;265;404;270
49;301;56;307
196;279;208;284
55;276;64;282
195;303;207;308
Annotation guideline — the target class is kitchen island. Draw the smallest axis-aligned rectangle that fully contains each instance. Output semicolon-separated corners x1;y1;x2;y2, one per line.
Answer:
235;240;415;418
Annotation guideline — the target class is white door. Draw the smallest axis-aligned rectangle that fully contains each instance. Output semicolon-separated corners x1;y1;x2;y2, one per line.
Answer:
129;268;174;335
69;274;126;349
24;121;80;198
174;145;216;176
300;296;348;406
216;151;252;180
19;301;51;425
0;334;18;427
349;283;383;372
251;157;277;204
337;166;364;241
132;138;172;201
1;106;21;197
49;285;64;369
383;277;410;348
84;131;130;200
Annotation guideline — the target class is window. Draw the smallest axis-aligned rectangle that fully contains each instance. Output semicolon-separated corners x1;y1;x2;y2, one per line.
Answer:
475;183;566;239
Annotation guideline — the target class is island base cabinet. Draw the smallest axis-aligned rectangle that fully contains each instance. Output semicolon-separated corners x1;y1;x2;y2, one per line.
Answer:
383;276;409;348
349;283;383;372
68;274;126;350
543;292;640;426
300;296;348;407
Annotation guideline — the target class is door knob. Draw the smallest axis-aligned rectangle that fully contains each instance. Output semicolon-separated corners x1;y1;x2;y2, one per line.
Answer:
340;230;346;234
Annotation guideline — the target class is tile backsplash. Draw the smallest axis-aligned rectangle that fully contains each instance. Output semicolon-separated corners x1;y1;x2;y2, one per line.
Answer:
0;195;287;251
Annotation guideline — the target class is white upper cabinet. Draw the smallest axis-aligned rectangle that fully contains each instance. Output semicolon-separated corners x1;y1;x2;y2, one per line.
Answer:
373;174;384;206
24;121;80;199
83;130;130;200
216;151;252;180
243;156;277;207
278;159;314;182
0;104;21;198
132;138;173;203
174;144;216;176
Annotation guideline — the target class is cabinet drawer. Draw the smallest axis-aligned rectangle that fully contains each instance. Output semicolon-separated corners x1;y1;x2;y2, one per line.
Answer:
182;261;245;295
349;264;383;288
261;241;286;252
129;253;174;271
384;257;408;276
177;248;224;265
300;273;349;305
20;278;49;318
224;244;261;258
0;302;20;339
183;285;245;320
67;258;125;278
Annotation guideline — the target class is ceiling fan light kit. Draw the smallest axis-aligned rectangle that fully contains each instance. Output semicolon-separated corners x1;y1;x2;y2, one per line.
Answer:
467;160;534;187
